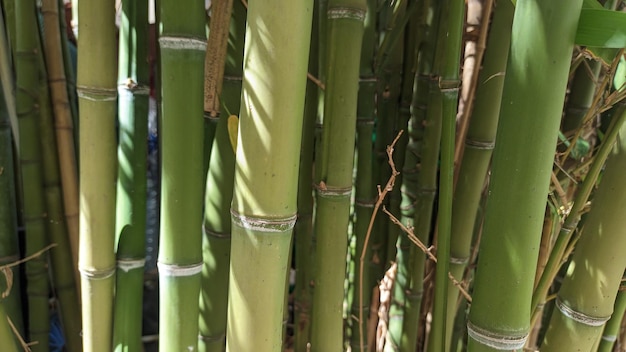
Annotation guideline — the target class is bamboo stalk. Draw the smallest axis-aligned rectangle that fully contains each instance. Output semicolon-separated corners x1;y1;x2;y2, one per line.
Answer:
466;1;583;350
309;0;366;349
0;54;24;343
293;1;319;350
41;0;80;291
350;0;377;348
37;41;82;352
399;0;440;349
598;289;626;352
0;303;19;352
77;0;118;350
382;7;414;352
157;0;206;350
445;0;514;348
0;5;18;147
113;0;149;350
198;2;245;350
16;0;51;349
426;0;465;349
540;121;626;351
531;85;626;322
225;0;313;350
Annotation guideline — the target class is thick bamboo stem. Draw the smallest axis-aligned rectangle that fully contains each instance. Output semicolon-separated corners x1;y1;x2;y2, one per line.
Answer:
225;1;313;350
445;0;514;348
157;0;206;350
541;122;626;351
309;0;366;350
467;1;583;350
77;0;118;350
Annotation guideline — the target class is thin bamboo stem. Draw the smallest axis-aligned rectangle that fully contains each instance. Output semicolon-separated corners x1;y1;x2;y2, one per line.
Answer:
598;289;626;352
427;0;465;349
16;0;51;349
0;48;24;343
42;0;80;292
37;44;82;352
113;0;149;350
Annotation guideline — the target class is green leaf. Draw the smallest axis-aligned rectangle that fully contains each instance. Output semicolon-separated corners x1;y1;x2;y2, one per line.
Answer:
576;9;626;48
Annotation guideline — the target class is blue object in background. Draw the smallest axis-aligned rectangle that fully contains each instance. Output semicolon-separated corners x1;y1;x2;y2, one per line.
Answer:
49;313;65;352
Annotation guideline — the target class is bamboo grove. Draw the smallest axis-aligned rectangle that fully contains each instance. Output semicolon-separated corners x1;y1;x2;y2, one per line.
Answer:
1;0;626;351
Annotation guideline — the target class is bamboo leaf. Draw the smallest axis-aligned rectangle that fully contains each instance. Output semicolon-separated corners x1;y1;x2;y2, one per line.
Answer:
576;9;626;48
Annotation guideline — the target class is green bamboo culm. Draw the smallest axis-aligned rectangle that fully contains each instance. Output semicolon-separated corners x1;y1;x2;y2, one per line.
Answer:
225;0;313;350
113;0;149;350
293;1;319;349
16;0;51;349
445;0;514;348
158;0;206;350
198;1;245;350
399;1;441;349
380;3;410;349
0;57;24;343
37;41;82;352
466;0;583;351
77;0;118;350
0;302;19;352
309;1;366;350
41;0;80;289
349;0;377;349
540;119;626;351
426;0;465;350
597;288;626;352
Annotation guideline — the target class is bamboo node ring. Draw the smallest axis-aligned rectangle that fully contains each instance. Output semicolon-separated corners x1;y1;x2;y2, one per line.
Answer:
157;262;203;277
602;335;617;342
77;85;117;102
117;258;146;272
467;321;528;350
198;332;225;342
79;266;115;280
159;36;207;51
230;209;297;233
465;139;495;150
449;256;469;265
202;224;231;239
327;7;366;21
555;297;611;326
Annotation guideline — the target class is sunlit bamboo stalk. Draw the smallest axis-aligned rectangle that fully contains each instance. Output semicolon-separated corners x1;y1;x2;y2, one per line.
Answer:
113;0;149;350
77;0;118;350
445;0;514;348
540;119;626;351
467;1;583;351
157;0;206;349
225;0;313;350
309;0;366;349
